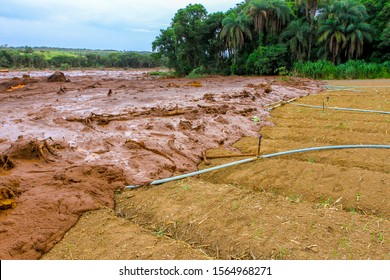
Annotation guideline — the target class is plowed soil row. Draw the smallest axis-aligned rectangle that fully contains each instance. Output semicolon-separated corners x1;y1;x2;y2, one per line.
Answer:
43;80;389;260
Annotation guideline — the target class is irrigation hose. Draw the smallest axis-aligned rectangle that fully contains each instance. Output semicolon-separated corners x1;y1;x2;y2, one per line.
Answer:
324;85;390;89
125;144;390;189
290;103;390;115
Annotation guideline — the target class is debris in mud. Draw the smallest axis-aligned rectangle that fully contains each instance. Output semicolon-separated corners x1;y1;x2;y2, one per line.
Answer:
57;86;66;94
2;137;60;162
66;112;129;127
178;120;192;130
203;93;215;101
0;188;17;210
85;82;102;89
238;107;257;116
184;81;202;87
0;155;14;170
107;89;113;96
124;139;175;168
214;116;229;124
66;107;189;128
0;76;38;92
47;71;70;83
167;83;180;88
264;85;273;93
197;104;230;115
232;90;252;98
246;82;267;89
6;84;25;92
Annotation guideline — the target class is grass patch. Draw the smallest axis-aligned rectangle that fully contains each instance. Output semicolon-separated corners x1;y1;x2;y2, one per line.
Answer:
149;71;175;78
288;193;303;203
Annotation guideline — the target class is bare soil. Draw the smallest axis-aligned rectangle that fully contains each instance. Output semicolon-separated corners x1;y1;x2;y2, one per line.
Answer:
0;70;388;260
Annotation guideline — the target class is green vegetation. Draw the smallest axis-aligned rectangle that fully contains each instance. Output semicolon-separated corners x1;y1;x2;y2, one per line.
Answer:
0;46;165;69
293;60;390;79
152;0;390;78
288;193;303;203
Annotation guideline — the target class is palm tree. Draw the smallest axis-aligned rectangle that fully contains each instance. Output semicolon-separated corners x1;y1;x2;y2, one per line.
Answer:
220;13;252;65
317;1;374;64
318;17;347;63
294;0;321;60
345;22;374;59
246;0;292;43
267;0;292;35
280;18;311;61
246;0;271;34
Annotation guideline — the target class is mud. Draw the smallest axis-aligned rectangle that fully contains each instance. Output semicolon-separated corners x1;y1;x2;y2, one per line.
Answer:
43;79;389;260
0;69;321;259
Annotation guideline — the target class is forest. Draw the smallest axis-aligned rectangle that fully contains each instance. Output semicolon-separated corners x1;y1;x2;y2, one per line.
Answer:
152;0;389;79
0;46;164;70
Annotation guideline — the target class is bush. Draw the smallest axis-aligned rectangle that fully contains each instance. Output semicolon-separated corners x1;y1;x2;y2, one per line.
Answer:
60;63;70;70
292;60;390;79
187;65;206;78
246;44;288;75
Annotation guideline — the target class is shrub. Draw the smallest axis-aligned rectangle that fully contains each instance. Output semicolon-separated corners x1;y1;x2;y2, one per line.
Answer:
60;63;70;70
246;44;288;75
187;65;206;78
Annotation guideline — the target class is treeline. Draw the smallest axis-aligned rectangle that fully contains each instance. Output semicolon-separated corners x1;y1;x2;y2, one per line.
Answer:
152;0;390;78
0;47;166;69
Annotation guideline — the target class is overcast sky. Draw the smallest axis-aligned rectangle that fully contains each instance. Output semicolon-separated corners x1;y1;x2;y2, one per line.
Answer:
0;0;240;51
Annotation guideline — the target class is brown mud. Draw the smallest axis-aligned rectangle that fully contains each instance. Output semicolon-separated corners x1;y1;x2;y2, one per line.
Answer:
0;69;320;259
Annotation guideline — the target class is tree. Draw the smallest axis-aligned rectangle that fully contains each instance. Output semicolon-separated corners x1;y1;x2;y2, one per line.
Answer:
317;0;374;64
318;17;347;63
153;4;210;75
203;12;227;71
247;0;271;34
377;23;390;61
220;12;253;66
152;27;178;70
361;0;390;62
280;18;311;61
246;0;292;44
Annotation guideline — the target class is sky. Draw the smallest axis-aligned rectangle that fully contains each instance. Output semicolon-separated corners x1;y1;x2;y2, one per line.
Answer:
0;0;241;51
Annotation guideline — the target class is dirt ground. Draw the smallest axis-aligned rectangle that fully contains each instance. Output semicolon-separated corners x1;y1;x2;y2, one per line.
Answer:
0;70;388;260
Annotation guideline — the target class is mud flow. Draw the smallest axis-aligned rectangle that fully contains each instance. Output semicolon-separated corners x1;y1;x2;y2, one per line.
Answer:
1;70;388;260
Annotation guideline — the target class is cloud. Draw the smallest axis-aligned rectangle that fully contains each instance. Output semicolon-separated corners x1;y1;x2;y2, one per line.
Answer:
128;28;155;33
1;0;240;50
